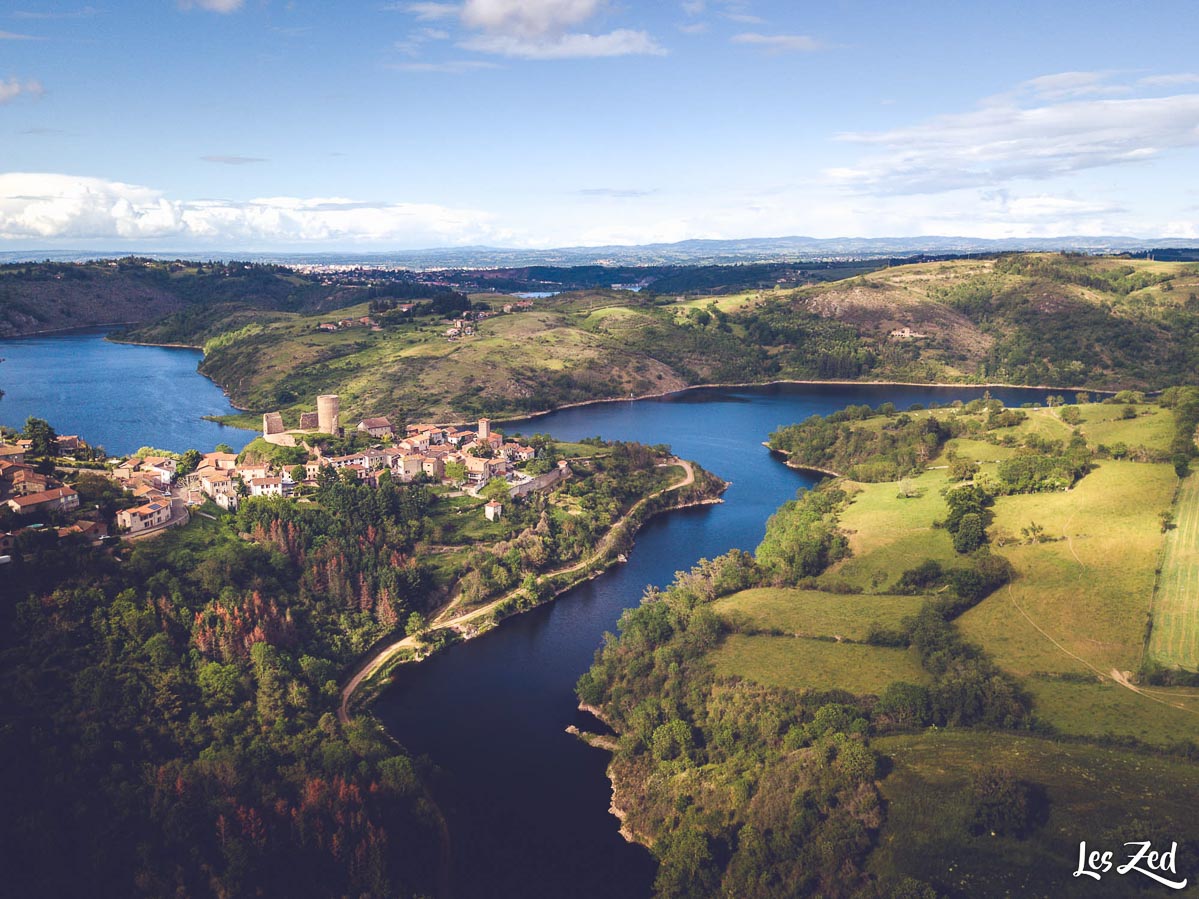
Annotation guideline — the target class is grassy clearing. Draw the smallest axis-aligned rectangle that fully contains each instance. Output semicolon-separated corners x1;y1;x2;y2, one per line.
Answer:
870;730;1199;897
1150;474;1199;669
1025;676;1199;744
712;635;928;694
958;460;1176;677
825;470;958;592
713;587;924;640
1076;403;1176;452
769;410;1199;742
664;290;766;316
943;437;1019;461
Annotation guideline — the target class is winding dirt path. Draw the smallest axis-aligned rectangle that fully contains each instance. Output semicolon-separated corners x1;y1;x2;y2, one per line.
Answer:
338;459;698;723
1001;509;1199;715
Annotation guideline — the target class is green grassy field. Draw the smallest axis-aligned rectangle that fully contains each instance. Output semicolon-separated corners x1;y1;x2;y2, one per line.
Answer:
1149;474;1199;669
749;406;1199;742
713;587;924;640
958;460;1176;678
1076;404;1176;453
824;470;959;592
711;635;928;694
1024;676;1199;744
870;730;1199;897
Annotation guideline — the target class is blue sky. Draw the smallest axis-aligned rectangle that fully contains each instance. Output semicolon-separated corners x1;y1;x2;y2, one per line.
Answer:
2;0;1198;249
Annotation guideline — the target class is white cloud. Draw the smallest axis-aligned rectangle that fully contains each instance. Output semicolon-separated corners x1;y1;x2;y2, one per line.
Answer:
1015;71;1129;101
828;79;1199;194
723;12;764;24
460;0;603;37
578;187;656;198
732;32;822;53
389;59;499;72
459;28;664;59
399;2;460;20
180;0;244;13
12;7;98;19
0;173;504;247
398;0;666;60
0;78;44;104
1139;72;1199;87
0;29;39;39
394;25;452;55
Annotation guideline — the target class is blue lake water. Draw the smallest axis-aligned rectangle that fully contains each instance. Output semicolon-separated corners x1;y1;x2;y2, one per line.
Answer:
373;382;1053;899
0;330;253;456
0;330;1059;895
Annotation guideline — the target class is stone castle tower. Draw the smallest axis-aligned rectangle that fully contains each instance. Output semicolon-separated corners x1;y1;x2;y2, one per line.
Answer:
317;394;341;436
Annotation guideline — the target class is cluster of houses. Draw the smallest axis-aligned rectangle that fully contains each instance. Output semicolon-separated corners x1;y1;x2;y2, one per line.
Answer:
1;444;82;519
0;441;108;560
0;399;557;553
111;454;181;534
317;315;382;333
183;416;547;521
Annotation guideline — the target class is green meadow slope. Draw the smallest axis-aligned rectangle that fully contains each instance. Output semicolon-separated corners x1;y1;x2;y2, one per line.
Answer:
117;253;1199;426
578;392;1199;897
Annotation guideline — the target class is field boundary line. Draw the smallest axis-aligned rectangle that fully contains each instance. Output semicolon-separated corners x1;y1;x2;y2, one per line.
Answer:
1143;475;1184;668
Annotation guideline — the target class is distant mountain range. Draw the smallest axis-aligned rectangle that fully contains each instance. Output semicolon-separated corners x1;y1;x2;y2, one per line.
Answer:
3;235;1198;268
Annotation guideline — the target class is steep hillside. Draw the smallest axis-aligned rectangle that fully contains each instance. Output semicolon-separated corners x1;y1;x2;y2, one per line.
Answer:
778;255;1199;387
0;258;347;338
182;255;1199;425
70;253;1199;425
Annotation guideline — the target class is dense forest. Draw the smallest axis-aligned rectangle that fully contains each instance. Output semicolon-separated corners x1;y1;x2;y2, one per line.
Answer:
0;472;451;897
577;484;1029;898
0;428;724;896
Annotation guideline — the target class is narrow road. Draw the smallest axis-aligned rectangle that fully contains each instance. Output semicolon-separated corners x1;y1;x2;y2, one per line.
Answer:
338;458;697;723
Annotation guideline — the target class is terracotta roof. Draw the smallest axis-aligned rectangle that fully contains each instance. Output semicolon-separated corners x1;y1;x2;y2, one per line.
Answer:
8;486;77;508
360;417;392;429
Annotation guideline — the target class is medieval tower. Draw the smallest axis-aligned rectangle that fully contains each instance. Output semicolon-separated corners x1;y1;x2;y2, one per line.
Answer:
317;395;341;436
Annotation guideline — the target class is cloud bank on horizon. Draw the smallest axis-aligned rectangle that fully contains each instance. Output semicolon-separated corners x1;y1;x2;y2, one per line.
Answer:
1;0;1197;249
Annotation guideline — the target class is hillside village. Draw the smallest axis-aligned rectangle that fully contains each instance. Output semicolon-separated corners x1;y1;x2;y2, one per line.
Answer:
187;399;553;518
1;396;555;555
0;435;103;560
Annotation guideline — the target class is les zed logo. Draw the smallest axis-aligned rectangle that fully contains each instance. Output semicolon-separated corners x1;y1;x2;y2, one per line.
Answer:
1074;841;1188;889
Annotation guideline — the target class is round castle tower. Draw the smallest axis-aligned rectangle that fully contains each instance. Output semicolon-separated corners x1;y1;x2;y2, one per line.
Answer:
317;395;341;436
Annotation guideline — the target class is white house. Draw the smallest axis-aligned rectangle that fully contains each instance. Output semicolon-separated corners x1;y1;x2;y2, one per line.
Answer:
117;500;171;534
357;417;394;439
